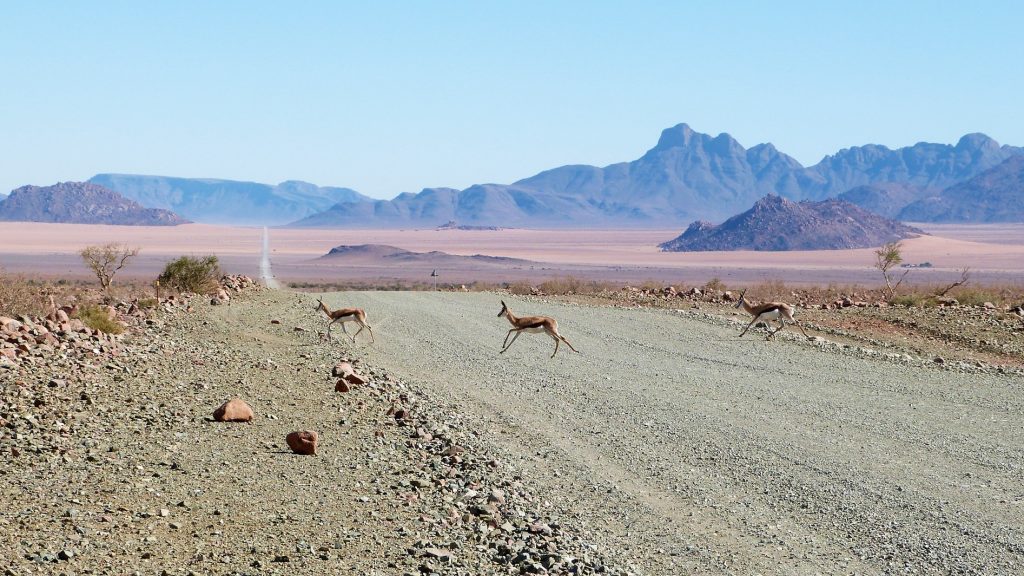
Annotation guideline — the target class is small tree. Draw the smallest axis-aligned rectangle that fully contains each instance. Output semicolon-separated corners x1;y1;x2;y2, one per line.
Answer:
80;243;140;291
158;255;221;293
874;241;909;301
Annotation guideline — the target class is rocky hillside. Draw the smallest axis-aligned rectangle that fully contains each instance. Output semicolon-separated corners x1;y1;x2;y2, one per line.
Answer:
659;195;924;251
290;124;1021;229
897;155;1024;222
837;182;930;219
88;174;369;226
0;182;188;225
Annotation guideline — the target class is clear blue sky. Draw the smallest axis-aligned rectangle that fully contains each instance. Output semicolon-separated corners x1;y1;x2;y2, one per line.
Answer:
1;1;1021;200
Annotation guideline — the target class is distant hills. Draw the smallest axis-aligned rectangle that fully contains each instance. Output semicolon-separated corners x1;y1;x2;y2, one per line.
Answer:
659;195;924;252
290;124;1022;228
88;174;369;226
897;155;1024;223
0;182;188;226
320;244;532;267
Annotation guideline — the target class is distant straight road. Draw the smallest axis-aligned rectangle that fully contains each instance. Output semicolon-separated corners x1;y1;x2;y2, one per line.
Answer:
324;290;1024;574
260;226;281;289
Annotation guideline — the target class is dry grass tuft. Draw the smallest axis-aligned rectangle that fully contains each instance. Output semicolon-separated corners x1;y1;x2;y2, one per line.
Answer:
72;304;125;334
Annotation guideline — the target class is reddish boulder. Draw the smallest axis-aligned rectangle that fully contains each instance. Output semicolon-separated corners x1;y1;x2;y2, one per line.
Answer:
335;379;350;393
286;431;318;455
344;372;367;385
213;398;254;422
332;362;354;377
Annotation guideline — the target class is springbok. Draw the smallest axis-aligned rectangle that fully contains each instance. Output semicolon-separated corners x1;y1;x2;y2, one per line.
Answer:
735;289;810;340
314;296;374;343
497;300;580;358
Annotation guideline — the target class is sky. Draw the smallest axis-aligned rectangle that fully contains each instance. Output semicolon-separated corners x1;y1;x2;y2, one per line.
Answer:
1;1;1021;200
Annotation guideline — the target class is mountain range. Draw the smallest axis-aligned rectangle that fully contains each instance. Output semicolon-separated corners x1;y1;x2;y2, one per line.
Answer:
659;195;924;252
88;174;369;226
290;124;1023;228
0;182;188;226
4;124;1020;228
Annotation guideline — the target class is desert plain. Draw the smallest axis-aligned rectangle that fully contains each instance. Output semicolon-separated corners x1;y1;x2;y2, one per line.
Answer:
3;222;1024;287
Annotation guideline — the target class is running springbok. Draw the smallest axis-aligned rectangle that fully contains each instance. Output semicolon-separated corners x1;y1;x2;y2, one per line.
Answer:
735;289;810;340
497;300;580;358
314;296;375;343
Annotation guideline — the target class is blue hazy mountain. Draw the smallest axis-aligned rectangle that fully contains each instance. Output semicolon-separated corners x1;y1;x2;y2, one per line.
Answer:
898;155;1024;222
88;174;370;225
291;124;1022;228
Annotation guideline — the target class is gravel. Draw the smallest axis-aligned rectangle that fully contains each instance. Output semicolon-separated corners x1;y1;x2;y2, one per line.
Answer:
2;288;1022;575
335;290;1024;575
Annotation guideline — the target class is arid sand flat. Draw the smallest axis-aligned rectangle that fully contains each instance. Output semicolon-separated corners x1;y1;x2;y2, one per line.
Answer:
2;222;1024;285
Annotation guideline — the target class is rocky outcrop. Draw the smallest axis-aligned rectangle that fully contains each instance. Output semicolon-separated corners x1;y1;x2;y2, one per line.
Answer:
0;182;188;225
659;195;924;251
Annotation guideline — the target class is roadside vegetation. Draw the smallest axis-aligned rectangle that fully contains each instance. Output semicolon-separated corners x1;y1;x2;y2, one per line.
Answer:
158;255;221;294
71;303;125;334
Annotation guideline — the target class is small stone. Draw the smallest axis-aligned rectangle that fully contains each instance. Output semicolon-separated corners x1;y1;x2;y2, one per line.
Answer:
344;372;368;385
423;548;452;561
213;398;254;423
335;380;350;393
286;430;318;455
58;549;75;561
332;362;354;377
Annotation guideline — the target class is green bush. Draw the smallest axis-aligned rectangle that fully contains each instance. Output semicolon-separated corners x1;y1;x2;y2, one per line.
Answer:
137;297;159;309
73;304;124;334
158;256;221;294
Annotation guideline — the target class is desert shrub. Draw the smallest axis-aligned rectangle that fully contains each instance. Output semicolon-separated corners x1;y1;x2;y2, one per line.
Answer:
507;281;534;295
137;297;159;309
0;272;49;317
158;255;221;294
540;276;583;295
751;279;790;301
951;287;1007;307
890;294;926;307
703;277;725;293
73;304;124;334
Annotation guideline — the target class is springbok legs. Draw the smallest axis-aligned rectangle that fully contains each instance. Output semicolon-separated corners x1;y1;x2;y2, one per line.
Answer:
500;327;579;358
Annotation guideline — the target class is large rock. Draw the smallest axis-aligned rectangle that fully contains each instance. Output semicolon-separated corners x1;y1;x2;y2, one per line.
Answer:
286;431;318;455
213;398;254;422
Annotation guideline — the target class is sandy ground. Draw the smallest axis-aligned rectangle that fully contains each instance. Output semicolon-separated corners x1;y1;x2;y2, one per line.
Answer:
2;222;1024;285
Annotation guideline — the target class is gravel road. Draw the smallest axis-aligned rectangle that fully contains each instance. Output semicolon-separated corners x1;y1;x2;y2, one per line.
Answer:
324;290;1024;575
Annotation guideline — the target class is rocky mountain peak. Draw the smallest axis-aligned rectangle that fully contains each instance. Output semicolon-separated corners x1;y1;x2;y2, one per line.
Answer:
652;123;699;151
955;133;999;153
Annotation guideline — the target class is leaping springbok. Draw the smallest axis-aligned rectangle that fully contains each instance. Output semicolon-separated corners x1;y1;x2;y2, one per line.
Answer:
314;296;375;343
735;289;810;340
497;300;580;358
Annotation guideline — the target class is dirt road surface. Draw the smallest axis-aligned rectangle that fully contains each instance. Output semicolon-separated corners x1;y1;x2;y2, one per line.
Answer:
4;288;1023;575
328;290;1024;574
